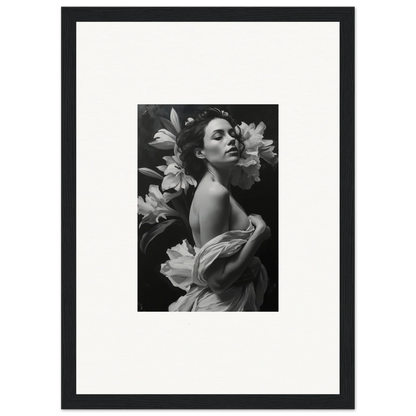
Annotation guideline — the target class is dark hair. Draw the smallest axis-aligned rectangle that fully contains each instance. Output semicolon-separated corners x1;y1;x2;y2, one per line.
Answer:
176;107;244;182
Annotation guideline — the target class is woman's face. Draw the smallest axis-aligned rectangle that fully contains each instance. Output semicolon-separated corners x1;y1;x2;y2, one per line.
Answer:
200;118;240;169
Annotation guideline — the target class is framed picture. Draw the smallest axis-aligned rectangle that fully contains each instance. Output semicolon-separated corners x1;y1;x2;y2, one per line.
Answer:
62;7;354;409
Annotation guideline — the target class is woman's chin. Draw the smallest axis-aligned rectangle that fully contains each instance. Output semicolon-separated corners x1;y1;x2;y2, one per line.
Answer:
207;157;240;171
224;157;239;167
226;151;240;161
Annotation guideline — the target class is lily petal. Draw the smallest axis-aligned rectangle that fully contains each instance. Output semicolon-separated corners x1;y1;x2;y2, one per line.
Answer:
162;155;176;165
180;179;189;193
167;240;195;259
162;174;181;191
154;128;176;141
184;174;197;187
156;165;168;172
260;151;278;167
148;184;163;200
149;129;176;149
137;196;154;216
172;153;182;166
149;139;176;150
247;122;256;131
170;108;181;133
163;189;183;203
254;121;267;135
261;139;274;147
138;167;164;180
137;184;181;227
165;163;182;176
238;122;250;138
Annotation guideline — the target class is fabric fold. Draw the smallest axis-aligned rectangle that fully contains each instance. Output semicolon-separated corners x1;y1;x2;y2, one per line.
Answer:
160;222;268;311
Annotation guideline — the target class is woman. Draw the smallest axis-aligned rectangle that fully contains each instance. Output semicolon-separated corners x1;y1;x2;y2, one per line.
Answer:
161;107;271;311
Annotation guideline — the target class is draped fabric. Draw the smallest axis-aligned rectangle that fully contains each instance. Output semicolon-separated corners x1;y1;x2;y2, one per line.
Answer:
160;222;268;311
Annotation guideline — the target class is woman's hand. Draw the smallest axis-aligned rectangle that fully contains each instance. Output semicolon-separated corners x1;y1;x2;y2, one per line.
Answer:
249;214;271;241
205;210;271;295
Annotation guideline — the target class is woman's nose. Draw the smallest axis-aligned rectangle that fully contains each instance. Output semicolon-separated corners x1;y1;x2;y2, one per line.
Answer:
227;137;236;145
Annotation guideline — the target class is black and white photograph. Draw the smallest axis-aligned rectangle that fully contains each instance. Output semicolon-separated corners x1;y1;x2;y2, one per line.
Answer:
138;105;278;311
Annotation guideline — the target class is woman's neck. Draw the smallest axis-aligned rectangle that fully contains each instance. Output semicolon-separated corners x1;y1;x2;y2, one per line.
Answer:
204;164;231;188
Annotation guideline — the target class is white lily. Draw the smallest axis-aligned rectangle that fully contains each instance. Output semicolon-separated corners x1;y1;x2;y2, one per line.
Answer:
166;239;196;259
137;184;181;227
147;108;197;200
149;129;176;150
239;121;278;167
230;120;277;190
160;239;196;291
230;155;261;190
157;149;197;196
148;108;182;149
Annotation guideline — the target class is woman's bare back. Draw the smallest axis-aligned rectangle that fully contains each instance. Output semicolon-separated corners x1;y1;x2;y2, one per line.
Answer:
189;179;250;248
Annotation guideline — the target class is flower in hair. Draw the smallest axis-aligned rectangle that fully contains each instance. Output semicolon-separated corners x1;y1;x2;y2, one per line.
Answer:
185;117;194;126
230;120;277;190
239;121;278;167
230;155;261;190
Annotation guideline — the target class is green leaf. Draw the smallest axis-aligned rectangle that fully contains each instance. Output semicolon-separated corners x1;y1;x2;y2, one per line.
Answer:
140;219;179;253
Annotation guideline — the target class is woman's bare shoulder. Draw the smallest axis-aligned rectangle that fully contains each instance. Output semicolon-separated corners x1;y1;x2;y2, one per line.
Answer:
194;179;228;196
205;181;229;197
194;181;229;206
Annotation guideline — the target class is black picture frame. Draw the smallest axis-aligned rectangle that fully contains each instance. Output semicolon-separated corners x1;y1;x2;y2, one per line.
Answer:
62;7;354;409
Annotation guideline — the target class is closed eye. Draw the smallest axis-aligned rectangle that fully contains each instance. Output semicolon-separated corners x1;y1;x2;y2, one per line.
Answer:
211;127;237;140
211;130;224;140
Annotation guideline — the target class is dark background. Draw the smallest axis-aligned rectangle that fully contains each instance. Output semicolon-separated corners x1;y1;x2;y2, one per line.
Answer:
138;104;278;311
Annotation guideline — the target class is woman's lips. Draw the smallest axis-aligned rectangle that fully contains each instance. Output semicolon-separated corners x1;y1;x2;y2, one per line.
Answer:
226;147;238;154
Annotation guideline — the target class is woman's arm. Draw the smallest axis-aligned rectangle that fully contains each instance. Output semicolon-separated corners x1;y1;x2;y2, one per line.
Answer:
198;182;270;295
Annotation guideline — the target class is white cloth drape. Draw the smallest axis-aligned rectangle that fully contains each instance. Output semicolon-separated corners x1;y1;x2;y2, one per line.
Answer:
160;222;268;311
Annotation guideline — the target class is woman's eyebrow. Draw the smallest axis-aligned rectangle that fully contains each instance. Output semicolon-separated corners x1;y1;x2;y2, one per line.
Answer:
211;129;224;136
